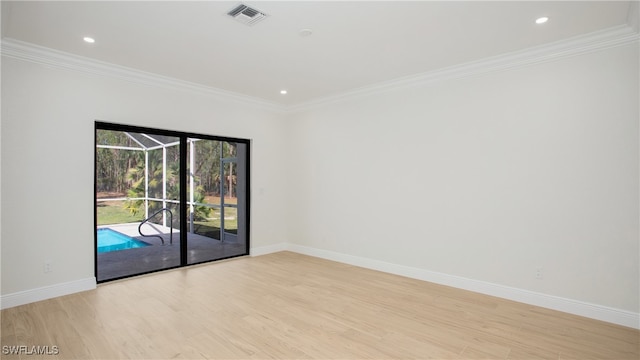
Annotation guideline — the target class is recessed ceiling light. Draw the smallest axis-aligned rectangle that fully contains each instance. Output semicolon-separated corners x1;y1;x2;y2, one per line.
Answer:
535;17;549;24
83;36;95;43
280;90;287;95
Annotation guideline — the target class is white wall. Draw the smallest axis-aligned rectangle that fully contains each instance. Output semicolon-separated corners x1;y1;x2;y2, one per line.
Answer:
0;56;289;295
1;38;638;326
287;43;639;313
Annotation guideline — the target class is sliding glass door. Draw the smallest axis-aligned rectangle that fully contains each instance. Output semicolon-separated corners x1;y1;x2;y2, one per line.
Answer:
185;139;248;264
95;123;250;282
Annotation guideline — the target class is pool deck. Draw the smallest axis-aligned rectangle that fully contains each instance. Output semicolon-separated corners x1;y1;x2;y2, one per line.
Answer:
97;223;246;282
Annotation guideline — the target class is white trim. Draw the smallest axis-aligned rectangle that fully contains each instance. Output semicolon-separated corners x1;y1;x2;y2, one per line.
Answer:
2;248;637;330
250;242;287;257
2;24;638;115
0;277;96;310
286;244;640;330
287;24;640;113
0;38;284;113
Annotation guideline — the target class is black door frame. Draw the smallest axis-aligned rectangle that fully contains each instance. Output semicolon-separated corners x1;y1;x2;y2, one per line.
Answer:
94;121;251;282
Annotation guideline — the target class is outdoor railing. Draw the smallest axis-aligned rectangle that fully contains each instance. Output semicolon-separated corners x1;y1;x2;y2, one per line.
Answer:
138;208;173;245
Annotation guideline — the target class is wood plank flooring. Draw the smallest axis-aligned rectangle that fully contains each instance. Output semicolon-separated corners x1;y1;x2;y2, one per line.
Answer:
1;251;638;359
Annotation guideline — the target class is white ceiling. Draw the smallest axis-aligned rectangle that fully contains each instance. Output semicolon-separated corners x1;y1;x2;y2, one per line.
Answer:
1;1;634;106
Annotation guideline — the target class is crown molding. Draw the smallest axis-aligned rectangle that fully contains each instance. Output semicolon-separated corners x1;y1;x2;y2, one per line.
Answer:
287;24;640;113
2;22;638;115
0;38;286;113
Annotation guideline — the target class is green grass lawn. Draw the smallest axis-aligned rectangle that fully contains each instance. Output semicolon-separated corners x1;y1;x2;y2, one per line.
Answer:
193;207;237;239
203;207;237;229
97;202;238;236
97;202;144;225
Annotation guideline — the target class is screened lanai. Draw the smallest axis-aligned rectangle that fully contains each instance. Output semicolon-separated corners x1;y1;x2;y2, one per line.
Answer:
95;125;248;282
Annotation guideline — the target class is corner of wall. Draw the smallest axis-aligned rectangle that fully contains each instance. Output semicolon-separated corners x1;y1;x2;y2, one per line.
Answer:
250;243;288;257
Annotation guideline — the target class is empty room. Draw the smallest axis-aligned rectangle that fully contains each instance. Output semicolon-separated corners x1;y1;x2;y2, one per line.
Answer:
1;1;638;359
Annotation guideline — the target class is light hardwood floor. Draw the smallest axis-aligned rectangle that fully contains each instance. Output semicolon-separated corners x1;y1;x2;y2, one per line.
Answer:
1;251;638;359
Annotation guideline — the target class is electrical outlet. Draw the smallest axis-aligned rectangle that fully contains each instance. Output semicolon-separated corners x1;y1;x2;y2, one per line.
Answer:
44;261;52;273
535;267;543;280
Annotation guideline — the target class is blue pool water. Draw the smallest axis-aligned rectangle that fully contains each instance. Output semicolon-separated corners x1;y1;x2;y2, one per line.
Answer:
97;228;150;253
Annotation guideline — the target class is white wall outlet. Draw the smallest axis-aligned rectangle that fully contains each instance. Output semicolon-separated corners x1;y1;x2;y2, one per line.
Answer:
535;267;543;280
44;261;52;273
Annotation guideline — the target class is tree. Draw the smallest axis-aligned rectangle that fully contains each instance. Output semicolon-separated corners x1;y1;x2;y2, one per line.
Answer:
124;149;175;215
96;130;138;194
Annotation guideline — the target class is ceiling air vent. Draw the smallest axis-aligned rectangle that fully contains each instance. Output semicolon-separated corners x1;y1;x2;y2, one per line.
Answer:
227;4;267;26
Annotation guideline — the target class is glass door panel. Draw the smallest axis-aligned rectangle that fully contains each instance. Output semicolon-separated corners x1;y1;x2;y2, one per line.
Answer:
96;123;249;282
96;129;181;281
186;139;247;264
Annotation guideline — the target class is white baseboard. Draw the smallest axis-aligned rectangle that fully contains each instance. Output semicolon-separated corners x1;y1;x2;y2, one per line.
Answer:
0;277;96;310
3;247;637;330
251;242;288;257
286;244;640;329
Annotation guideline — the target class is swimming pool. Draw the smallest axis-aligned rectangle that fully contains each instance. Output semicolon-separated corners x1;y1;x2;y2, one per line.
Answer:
97;228;151;253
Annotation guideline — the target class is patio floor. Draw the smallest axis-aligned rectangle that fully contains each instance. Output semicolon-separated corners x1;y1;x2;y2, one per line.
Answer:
97;223;246;281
